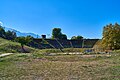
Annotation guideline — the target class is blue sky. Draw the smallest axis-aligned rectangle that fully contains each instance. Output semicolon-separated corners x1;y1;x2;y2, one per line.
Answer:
0;0;120;39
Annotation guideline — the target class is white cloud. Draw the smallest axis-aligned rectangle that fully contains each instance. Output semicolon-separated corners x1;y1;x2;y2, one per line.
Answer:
0;21;3;26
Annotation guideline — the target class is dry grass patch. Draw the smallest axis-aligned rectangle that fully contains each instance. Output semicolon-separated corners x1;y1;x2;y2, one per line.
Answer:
0;53;120;80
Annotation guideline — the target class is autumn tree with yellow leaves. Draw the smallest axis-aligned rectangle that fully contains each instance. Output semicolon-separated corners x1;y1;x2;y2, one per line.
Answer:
102;23;120;50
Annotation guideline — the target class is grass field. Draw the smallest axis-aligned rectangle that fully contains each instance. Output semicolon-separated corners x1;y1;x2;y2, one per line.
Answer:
0;38;36;53
0;52;120;80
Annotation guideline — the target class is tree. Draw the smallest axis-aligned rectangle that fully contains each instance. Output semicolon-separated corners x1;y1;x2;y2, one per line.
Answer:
52;28;62;39
5;30;17;40
0;26;6;38
102;23;120;50
25;35;34;46
15;37;27;52
76;35;83;40
15;36;33;52
61;34;67;40
52;28;67;40
71;36;76;40
0;25;17;40
71;35;83;40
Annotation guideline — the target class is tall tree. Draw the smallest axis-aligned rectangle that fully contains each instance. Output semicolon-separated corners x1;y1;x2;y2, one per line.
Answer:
102;23;120;50
52;28;62;39
52;28;67;40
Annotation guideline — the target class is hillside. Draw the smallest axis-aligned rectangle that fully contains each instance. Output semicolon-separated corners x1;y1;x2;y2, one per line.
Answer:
0;38;35;53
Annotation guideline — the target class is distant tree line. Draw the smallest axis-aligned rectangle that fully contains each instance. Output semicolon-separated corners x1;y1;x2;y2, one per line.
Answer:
71;35;83;40
0;25;17;40
52;28;83;40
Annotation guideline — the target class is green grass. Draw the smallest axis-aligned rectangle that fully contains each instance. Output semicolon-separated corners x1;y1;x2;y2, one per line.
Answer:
38;48;91;54
0;38;36;53
0;38;120;80
0;52;120;80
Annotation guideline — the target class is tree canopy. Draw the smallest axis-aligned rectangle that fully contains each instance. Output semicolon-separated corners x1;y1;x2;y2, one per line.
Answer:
71;35;83;40
102;23;120;50
0;26;6;38
15;36;33;52
5;30;17;40
0;25;17;40
52;28;67;40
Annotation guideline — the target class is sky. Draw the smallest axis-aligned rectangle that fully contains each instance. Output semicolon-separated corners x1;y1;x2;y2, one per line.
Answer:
0;0;120;39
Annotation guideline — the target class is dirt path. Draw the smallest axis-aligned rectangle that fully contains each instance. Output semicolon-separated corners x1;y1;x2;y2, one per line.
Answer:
0;53;13;57
80;54;112;58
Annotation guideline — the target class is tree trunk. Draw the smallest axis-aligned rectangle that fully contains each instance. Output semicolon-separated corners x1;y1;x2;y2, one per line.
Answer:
21;44;26;53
